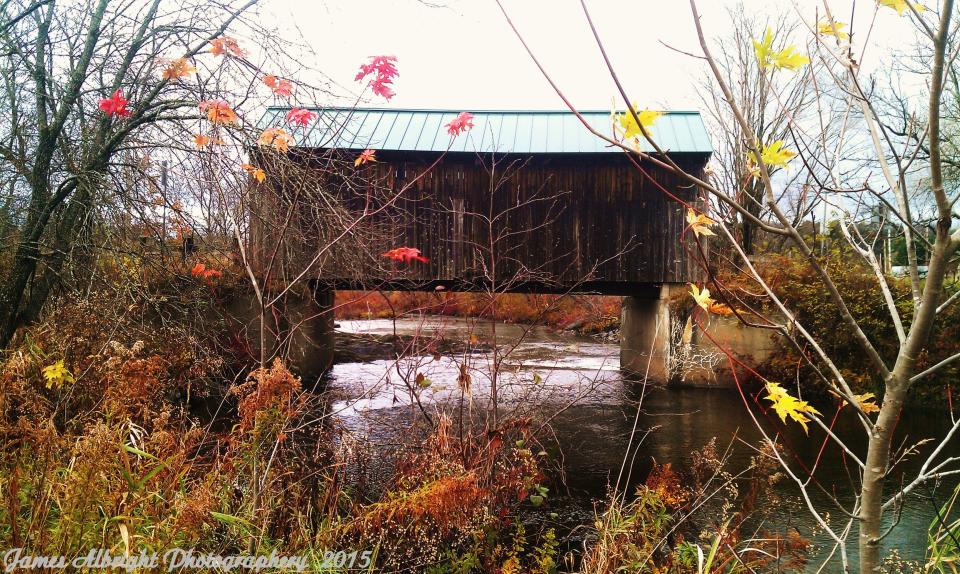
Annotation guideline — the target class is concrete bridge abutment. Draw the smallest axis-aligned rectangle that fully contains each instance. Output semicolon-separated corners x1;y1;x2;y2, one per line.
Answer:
227;282;335;383
284;283;335;381
620;283;786;388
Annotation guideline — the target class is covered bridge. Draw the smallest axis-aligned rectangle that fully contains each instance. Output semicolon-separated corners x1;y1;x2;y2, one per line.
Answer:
253;107;713;380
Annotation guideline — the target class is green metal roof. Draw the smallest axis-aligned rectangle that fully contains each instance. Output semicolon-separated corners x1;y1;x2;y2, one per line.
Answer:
258;107;713;155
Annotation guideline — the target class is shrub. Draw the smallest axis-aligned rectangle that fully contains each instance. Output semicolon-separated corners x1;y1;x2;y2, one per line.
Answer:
346;414;549;572
723;252;960;403
580;440;808;574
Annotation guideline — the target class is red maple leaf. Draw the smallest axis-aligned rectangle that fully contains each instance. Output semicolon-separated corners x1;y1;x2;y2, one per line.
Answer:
382;247;429;264
354;148;377;167
354;55;398;81
99;89;130;118
274;79;293;97
191;262;222;282
445;112;474;136
285;107;317;127
369;77;395;100
355;55;398;101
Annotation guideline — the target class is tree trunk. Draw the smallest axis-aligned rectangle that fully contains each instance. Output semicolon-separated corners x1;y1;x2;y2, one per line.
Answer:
0;236;43;347
858;381;906;573
740;179;763;255
0;178;92;346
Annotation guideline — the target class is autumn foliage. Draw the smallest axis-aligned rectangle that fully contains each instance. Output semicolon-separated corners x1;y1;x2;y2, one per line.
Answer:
335;290;622;334
382;246;430;263
98;89;130;118
723;252;960;403
285;107;316;127
445;111;475;136
355;55;399;100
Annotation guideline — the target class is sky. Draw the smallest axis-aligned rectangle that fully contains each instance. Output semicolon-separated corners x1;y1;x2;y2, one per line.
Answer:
261;0;925;112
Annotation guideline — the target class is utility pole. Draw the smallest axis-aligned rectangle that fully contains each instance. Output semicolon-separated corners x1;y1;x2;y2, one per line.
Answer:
161;160;168;254
885;227;892;274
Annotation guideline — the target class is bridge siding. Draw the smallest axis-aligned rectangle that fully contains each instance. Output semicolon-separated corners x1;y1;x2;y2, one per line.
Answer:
336;152;705;289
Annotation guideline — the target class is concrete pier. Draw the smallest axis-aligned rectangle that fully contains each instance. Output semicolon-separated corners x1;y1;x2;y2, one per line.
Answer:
620;284;677;383
227;282;335;382
283;282;335;380
620;282;783;387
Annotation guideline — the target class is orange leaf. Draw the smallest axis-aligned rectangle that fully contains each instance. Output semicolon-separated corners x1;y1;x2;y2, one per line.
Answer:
263;74;293;97
240;163;266;183
209;36;245;57
706;302;734;316
354;148;376;167
855;393;881;414
382;246;429;263
162;57;196;81
191;262;222;283
257;127;294;153
199;100;238;125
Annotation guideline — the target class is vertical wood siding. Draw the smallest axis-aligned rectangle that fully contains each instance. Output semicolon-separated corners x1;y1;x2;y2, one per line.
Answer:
277;151;707;290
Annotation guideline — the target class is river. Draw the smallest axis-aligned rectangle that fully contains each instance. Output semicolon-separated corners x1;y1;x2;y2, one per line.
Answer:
326;315;958;571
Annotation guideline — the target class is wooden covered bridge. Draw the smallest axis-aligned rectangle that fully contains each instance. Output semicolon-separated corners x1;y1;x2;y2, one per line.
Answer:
253;107;713;380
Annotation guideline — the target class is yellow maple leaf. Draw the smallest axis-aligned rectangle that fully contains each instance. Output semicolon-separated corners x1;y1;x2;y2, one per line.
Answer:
689;284;714;311
772;47;809;70
878;0;926;16
748;140;797;176
829;389;880;414
42;359;75;390
617;105;662;140
753;28;775;69
855;392;880;414
835;391;881;414
753;27;809;71
240;163;266;183
256;128;294;153
765;382;821;434
817;20;850;41
686;209;716;237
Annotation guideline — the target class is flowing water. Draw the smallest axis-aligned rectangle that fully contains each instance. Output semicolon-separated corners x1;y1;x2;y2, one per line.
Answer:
326;315;958;570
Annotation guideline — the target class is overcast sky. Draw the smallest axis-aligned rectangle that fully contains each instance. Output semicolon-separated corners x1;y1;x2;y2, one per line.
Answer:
261;0;924;111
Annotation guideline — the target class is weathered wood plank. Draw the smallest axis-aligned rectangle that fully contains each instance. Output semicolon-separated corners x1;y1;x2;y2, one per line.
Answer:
267;150;708;291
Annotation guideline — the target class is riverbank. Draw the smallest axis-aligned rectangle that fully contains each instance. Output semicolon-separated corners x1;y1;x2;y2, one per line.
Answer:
334;290;622;335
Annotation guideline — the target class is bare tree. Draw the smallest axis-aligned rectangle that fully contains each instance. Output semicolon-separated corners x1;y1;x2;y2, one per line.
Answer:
0;0;263;347
700;3;812;254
